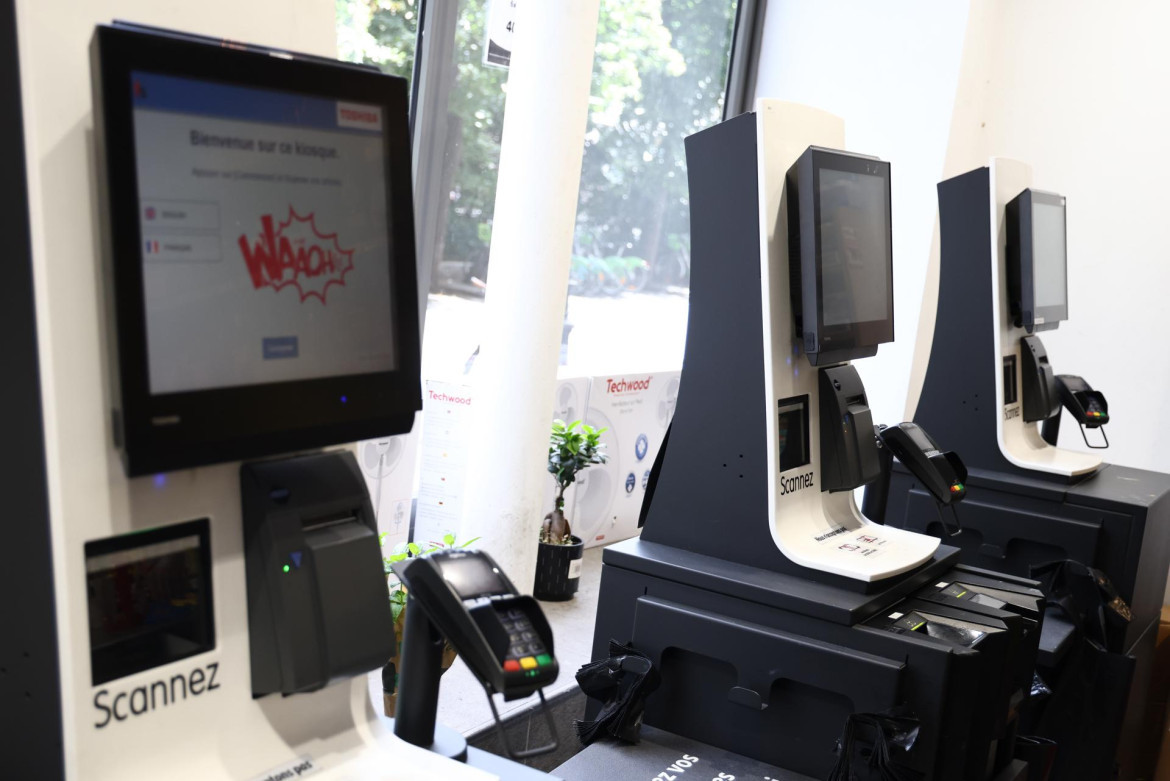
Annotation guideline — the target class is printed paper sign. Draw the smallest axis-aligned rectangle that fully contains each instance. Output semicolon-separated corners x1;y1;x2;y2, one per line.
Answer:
414;381;475;548
357;418;421;557
484;0;517;68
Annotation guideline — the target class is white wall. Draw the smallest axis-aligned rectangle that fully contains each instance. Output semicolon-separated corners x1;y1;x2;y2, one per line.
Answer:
752;0;970;432
757;0;1170;475
936;0;1170;474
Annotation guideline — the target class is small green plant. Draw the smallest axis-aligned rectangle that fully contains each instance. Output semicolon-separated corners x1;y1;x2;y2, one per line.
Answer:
543;419;608;545
381;532;480;622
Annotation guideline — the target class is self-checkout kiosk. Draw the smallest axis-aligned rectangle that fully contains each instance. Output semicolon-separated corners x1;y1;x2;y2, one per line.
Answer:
877;159;1170;781
32;22;552;781
584;102;1042;781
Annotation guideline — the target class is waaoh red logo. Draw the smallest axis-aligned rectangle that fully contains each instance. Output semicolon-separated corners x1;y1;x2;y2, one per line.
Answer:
238;207;354;303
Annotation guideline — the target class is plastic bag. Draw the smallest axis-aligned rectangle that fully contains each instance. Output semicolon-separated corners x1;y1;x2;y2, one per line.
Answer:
829;705;920;781
574;640;661;746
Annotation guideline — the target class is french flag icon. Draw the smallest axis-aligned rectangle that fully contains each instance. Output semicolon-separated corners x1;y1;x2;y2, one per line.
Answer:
145;240;160;254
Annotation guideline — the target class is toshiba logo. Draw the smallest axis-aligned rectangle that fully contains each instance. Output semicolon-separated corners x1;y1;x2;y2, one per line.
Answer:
606;376;653;394
336;102;383;131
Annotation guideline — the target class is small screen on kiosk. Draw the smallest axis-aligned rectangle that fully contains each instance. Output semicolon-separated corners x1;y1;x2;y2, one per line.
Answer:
777;397;810;472
1031;200;1067;310
85;519;214;686
818;169;891;328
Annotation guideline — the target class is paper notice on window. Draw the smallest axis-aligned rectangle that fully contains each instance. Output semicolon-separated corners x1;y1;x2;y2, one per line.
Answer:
484;0;517;68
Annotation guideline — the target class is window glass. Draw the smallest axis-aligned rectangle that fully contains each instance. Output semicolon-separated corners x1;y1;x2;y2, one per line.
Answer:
336;0;421;84
337;0;739;379
566;0;738;376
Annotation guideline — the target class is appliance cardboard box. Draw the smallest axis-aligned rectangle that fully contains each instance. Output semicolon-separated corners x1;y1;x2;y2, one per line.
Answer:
413;376;593;548
576;371;680;548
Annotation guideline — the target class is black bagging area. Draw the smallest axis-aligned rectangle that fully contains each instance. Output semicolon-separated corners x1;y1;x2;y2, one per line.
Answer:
880;165;1170;780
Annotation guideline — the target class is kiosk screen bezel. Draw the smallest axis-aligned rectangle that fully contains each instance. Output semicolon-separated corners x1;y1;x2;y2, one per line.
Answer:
92;25;421;476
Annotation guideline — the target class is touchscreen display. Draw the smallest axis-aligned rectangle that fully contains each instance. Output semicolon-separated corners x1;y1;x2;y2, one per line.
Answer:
86;519;214;686
818;169;890;328
1032;200;1067;310
131;72;397;395
440;554;510;600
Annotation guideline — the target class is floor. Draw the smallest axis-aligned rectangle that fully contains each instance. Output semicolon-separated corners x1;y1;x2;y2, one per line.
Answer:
367;544;606;742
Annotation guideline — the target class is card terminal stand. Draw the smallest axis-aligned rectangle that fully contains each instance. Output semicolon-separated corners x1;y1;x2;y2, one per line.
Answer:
392;549;561;761
869;422;968;536
879;159;1170;780
581;102;1044;781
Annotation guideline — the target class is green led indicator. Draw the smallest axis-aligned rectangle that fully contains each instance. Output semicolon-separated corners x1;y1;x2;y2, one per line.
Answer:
283;564;291;573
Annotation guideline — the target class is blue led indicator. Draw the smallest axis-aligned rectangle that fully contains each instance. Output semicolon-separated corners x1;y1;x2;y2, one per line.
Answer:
153;474;166;488
340;395;348;404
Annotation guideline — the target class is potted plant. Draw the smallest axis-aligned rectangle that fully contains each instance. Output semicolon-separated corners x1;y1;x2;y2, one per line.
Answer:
535;419;608;600
379;532;478;717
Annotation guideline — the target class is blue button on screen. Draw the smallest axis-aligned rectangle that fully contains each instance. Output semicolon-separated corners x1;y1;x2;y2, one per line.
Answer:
262;336;299;360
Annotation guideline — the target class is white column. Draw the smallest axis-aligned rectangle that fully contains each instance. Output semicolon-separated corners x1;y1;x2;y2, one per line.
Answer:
458;1;601;585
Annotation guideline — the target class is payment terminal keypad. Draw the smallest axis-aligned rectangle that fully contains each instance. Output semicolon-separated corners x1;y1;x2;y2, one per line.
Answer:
498;605;554;673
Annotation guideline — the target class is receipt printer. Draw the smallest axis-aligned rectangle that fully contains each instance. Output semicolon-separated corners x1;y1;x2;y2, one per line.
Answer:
242;450;394;696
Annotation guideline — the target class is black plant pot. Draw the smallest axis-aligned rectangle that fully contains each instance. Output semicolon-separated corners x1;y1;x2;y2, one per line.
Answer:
534;535;584;601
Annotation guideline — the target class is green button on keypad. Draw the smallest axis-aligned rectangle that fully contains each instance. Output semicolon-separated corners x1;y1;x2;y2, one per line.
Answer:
536;654;553;667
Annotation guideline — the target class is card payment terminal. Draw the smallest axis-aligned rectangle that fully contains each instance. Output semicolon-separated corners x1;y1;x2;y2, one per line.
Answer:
392;549;560;760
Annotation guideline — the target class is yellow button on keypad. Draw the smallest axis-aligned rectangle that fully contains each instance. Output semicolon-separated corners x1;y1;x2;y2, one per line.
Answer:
520;657;538;670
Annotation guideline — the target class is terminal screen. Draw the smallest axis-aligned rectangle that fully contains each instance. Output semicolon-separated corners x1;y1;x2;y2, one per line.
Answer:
818;169;891;328
440;554;510;600
1032;200;1067;310
131;72;397;395
85;519;214;686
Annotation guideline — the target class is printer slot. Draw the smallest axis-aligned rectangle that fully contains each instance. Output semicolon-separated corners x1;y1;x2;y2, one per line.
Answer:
302;513;361;533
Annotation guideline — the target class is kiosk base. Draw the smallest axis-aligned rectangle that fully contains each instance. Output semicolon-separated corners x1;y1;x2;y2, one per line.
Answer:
590;538;1039;780
556;725;1031;781
883;461;1170;781
386;720;469;762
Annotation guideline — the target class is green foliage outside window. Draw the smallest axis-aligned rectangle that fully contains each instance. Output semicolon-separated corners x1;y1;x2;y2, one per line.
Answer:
336;0;736;285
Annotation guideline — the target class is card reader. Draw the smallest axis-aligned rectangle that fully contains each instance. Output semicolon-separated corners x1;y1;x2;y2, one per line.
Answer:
392;549;561;760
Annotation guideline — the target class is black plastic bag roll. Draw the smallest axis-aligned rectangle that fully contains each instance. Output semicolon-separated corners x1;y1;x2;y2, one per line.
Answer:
574;639;661;746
